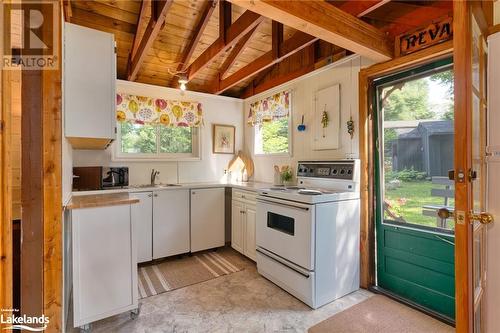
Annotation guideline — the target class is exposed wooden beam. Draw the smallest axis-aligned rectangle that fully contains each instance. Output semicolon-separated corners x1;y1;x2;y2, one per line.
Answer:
177;0;218;72
228;0;393;62
219;0;232;42
242;48;346;98
219;25;258;78
336;0;391;17
272;20;283;59
211;31;318;94
130;0;149;62
185;10;264;81
127;0;173;81
63;0;72;22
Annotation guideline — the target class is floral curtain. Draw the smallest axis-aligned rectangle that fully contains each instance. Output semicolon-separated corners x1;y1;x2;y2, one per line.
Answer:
247;90;290;126
116;93;203;127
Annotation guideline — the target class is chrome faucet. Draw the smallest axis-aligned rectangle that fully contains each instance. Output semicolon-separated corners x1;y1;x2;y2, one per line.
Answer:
151;169;160;185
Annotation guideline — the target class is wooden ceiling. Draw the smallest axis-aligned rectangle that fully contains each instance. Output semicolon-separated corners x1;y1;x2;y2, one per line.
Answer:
67;0;453;98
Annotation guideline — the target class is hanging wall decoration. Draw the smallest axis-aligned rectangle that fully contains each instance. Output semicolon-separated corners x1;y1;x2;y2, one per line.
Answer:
321;104;329;138
347;116;355;138
116;93;203;127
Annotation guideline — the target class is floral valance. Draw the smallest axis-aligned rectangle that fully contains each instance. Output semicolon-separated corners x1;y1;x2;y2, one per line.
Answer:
116;93;203;127
247;90;290;126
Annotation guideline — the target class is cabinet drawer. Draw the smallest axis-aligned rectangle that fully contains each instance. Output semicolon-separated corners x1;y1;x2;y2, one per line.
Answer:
233;189;257;203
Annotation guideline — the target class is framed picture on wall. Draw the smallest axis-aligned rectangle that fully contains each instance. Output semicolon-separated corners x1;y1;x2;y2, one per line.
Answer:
212;124;235;154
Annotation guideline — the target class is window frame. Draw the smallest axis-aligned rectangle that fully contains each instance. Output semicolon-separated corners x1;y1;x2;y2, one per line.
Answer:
112;122;202;162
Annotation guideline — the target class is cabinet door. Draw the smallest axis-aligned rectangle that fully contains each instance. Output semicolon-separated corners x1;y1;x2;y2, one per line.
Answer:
131;192;153;263
244;204;257;261
153;190;190;259
72;205;137;326
190;188;225;252
64;23;116;140
231;200;244;254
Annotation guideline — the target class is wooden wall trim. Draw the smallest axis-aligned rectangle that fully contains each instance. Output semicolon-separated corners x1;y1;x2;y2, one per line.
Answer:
42;1;62;330
0;55;13;320
358;40;453;289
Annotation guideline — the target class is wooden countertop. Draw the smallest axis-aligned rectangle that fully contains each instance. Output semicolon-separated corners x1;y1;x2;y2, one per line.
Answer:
66;192;139;210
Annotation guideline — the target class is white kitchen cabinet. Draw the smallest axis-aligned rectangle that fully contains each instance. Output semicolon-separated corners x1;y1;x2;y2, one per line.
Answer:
64;23;116;149
131;192;153;263
244;204;257;261
231;189;257;261
231;200;245;253
190;188;225;252
153;190;190;259
72;204;138;329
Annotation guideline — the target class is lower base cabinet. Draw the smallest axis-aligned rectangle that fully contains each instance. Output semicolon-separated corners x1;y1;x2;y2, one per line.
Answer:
153;190;190;259
231;189;257;261
190;188;225;252
72;204;138;328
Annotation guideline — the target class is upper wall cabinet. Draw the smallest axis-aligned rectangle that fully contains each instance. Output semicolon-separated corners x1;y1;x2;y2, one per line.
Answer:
313;84;341;151
64;23;116;150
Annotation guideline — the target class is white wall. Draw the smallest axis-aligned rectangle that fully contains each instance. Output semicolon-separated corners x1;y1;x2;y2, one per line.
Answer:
243;56;372;183
486;31;500;333
72;80;244;185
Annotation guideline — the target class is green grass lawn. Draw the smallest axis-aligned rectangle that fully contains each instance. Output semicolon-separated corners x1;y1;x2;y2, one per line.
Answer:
385;180;454;229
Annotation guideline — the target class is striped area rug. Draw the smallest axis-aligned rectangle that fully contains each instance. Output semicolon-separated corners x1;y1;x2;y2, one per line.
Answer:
138;248;246;299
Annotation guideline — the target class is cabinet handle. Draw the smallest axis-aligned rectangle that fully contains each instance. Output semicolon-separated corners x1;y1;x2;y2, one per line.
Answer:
154;194;158;197
192;191;196;195
148;194;152;197
242;195;246;199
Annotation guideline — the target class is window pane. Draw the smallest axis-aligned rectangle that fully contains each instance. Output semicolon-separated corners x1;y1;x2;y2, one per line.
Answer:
160;127;192;153
256;118;289;154
380;68;455;232
120;122;156;154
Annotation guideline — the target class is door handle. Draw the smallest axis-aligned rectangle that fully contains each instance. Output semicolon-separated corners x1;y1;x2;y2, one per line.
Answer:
470;212;494;225
438;208;454;219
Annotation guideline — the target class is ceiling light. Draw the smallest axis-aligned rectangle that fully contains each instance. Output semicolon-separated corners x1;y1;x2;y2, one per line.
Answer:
178;73;188;91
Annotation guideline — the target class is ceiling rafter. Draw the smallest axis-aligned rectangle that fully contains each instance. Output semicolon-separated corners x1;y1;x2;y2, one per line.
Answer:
228;0;393;62
129;0;149;62
127;0;174;81
210;31;319;95
218;25;259;79
185;10;264;82
176;0;218;73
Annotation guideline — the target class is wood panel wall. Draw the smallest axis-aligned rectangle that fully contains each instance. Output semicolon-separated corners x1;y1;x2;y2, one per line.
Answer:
11;70;21;221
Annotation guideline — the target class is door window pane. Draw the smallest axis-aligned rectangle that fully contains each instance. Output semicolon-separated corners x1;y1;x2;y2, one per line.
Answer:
379;68;455;232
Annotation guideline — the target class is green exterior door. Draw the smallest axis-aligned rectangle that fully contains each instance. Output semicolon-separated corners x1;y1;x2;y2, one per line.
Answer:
374;59;455;321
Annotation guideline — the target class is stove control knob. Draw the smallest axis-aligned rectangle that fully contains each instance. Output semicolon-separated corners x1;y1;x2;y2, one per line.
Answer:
340;169;346;175
309;168;314;173
332;169;338;175
347;169;352;175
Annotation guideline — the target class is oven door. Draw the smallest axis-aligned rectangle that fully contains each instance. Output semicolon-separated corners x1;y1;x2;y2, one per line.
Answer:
256;196;315;270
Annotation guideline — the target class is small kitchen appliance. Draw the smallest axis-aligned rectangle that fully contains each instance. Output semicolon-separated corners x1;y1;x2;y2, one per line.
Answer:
73;166;129;191
256;160;360;309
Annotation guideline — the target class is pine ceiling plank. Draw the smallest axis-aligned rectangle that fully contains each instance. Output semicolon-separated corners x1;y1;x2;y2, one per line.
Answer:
335;0;391;17
219;25;258;78
185;10;264;81
228;0;393;62
71;1;139;24
177;0;218;72
127;0;174;81
212;31;318;94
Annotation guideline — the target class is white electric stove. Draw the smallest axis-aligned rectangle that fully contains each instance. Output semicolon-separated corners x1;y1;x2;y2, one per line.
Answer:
255;160;361;309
